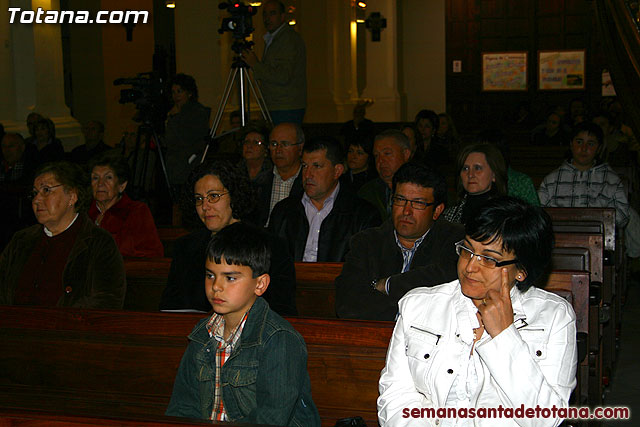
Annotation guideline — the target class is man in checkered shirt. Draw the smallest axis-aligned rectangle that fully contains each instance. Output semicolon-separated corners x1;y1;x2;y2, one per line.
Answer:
538;121;629;228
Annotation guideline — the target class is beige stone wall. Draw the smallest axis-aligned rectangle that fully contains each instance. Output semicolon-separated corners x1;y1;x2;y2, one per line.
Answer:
399;0;446;120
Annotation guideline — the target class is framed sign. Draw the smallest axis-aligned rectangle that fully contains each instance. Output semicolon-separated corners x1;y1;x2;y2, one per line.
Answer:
538;50;585;90
482;52;528;91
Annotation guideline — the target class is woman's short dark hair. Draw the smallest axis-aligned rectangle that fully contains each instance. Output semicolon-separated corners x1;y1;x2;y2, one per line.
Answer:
414;109;439;133
465;196;554;291
455;143;508;198
186;160;257;223
35;161;91;213
88;151;131;185
35;118;56;139
392;162;447;206
171;73;198;100
207;222;270;278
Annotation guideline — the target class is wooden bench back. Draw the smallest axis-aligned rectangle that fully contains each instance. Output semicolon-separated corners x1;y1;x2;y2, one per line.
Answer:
0;307;392;427
545;207;615;252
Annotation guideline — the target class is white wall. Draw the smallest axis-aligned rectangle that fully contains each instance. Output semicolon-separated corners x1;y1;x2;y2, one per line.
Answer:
399;0;446;120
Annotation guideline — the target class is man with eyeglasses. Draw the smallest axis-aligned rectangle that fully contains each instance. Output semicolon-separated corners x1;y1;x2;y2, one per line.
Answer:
255;122;305;226
336;162;464;321
268;136;380;262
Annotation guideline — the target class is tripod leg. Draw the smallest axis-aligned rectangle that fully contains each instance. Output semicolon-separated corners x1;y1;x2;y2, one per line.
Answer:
209;67;240;139
150;128;174;202
244;68;273;124
202;67;240;164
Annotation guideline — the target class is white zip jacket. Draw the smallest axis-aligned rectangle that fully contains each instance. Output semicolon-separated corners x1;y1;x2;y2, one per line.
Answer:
378;280;577;427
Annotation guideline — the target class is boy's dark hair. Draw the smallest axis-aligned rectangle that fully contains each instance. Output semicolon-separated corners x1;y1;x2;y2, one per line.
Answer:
207;222;271;278
465;196;554;292
570;121;604;146
392;162;447;206
303;136;345;165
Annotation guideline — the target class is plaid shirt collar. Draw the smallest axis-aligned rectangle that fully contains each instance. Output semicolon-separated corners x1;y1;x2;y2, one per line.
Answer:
206;311;249;421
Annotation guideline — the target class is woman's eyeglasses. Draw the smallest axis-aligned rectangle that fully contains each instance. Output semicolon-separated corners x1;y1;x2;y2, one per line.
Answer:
194;192;229;206
454;240;518;269
28;184;63;200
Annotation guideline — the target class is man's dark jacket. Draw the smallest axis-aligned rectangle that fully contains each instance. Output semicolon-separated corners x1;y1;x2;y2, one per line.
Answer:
159;226;297;316
255;169;303;227
268;184;381;262
335;218;465;321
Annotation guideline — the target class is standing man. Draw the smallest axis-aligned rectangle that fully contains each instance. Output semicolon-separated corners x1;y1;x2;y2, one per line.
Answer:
358;129;412;221
269;136;380;262
336;162;464;320
241;0;307;124
256;122;305;226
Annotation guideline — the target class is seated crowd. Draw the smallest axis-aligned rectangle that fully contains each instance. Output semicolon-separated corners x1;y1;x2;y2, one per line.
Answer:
0;93;637;426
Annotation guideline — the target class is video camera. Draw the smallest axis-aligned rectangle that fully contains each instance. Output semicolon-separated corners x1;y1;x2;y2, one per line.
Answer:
114;72;167;125
218;1;256;53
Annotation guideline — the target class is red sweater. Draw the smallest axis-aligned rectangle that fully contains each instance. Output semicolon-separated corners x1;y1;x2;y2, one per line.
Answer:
88;194;164;258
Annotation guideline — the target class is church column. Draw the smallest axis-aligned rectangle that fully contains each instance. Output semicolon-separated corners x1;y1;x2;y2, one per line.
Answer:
2;0;81;148
360;0;400;121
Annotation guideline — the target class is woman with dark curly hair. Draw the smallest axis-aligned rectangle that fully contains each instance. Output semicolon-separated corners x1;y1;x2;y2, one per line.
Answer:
159;160;297;315
0;161;126;308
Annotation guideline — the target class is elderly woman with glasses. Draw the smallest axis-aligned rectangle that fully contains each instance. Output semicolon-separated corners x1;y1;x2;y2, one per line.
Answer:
378;196;577;427
159;160;297;316
237;121;272;182
0;161;126;308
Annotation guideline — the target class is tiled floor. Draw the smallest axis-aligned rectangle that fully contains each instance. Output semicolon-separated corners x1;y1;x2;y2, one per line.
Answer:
602;274;639;426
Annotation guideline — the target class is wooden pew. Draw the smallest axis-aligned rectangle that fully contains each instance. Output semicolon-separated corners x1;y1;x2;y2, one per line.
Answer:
0;408;258;426
157;227;189;257
123;257;171;311
541;270;591;406
0;307;393;427
546;207;623;385
123;259;343;317
553;232;605;405
294;262;342;318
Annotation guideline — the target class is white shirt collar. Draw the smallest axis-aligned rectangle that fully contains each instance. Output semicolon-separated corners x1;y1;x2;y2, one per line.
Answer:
44;213;79;237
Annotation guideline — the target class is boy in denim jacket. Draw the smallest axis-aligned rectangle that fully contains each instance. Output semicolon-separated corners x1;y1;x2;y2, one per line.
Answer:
166;222;320;426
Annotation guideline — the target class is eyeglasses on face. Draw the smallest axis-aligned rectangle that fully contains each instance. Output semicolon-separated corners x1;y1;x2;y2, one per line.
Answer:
391;195;436;211
28;184;63;200
269;140;303;149
454;240;519;269
243;139;264;147
194;191;229;206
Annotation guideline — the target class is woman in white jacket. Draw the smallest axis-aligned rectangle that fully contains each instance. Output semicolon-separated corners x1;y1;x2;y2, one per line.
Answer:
378;196;577;427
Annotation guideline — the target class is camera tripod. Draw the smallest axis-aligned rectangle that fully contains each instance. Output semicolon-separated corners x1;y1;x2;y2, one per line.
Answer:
201;46;272;163
128;119;174;202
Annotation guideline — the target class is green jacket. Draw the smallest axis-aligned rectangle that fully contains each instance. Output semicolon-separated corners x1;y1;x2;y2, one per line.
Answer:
0;214;126;308
166;297;320;426
253;24;307;111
